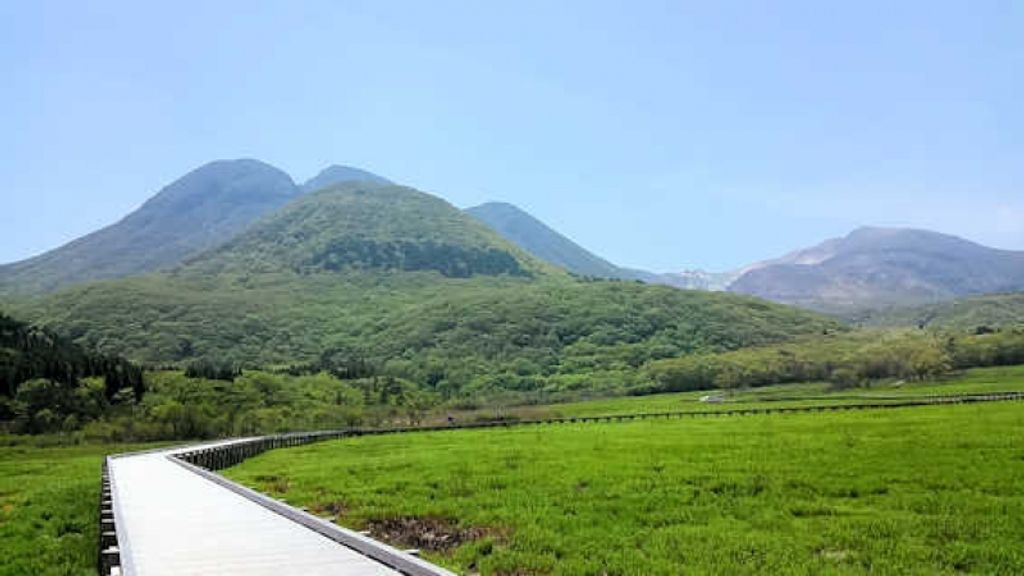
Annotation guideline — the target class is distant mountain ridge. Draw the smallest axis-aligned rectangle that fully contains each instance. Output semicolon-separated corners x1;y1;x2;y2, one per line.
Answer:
465;202;629;279
464;203;1024;310
301;165;392;192
0;160;390;294
465;202;744;291
5;178;836;392
5;157;1021;317
729;227;1024;311
0;161;731;295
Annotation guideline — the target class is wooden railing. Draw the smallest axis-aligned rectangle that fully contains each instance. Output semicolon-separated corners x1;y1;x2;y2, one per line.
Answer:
175;431;349;471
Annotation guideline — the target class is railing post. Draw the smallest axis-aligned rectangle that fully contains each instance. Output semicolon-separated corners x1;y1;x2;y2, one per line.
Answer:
98;457;122;576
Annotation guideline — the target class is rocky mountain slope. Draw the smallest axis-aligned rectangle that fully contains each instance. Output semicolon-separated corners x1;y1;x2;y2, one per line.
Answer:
729;227;1024;311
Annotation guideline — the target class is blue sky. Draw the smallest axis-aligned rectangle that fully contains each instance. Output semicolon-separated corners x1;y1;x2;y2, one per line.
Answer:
1;1;1021;271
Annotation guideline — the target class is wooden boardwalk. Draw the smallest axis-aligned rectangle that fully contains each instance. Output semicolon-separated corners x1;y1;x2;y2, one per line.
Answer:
105;440;454;576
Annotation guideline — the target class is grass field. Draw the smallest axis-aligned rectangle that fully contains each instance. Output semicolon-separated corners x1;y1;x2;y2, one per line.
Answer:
0;440;164;576
227;400;1024;575
437;365;1024;423
0;366;1020;574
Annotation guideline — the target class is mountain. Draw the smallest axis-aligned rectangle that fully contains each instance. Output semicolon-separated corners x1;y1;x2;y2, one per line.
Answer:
465;202;740;291
7;181;838;398
729;227;1024;312
0;159;298;294
189;184;543;278
465;202;629;279
0;160;396;295
301;164;392;192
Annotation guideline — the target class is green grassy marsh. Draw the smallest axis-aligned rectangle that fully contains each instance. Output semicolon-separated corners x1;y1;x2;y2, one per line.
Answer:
227;401;1024;575
0;440;164;576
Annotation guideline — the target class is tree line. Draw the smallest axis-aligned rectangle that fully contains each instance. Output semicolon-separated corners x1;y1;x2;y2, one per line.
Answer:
0;312;144;433
642;327;1024;394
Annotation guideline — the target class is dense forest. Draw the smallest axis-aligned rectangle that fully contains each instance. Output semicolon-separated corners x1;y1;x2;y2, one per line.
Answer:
308;238;528;278
0;310;437;439
3;301;1024;439
80;370;433;442
8;273;840;397
0;312;143;433
4;182;1024;439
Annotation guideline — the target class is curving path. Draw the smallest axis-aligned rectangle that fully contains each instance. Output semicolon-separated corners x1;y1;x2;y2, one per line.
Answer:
104;440;454;576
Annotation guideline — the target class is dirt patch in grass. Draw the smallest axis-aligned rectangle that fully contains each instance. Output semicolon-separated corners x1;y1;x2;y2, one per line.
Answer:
253;474;291;494
311;500;349;518
367;516;502;553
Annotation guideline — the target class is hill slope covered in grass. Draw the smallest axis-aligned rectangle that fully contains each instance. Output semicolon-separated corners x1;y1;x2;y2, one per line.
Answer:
7;184;839;399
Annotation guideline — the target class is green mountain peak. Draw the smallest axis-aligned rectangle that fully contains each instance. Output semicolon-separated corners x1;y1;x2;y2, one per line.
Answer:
187;183;546;279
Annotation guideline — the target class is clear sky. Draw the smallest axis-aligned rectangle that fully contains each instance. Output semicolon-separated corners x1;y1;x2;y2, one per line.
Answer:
1;1;1021;271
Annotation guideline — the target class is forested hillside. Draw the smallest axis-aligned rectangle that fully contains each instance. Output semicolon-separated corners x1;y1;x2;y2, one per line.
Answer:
852;293;1024;330
0;312;143;433
644;327;1024;393
188;183;545;278
6;182;839;400
4;176;1022;436
10;273;839;400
